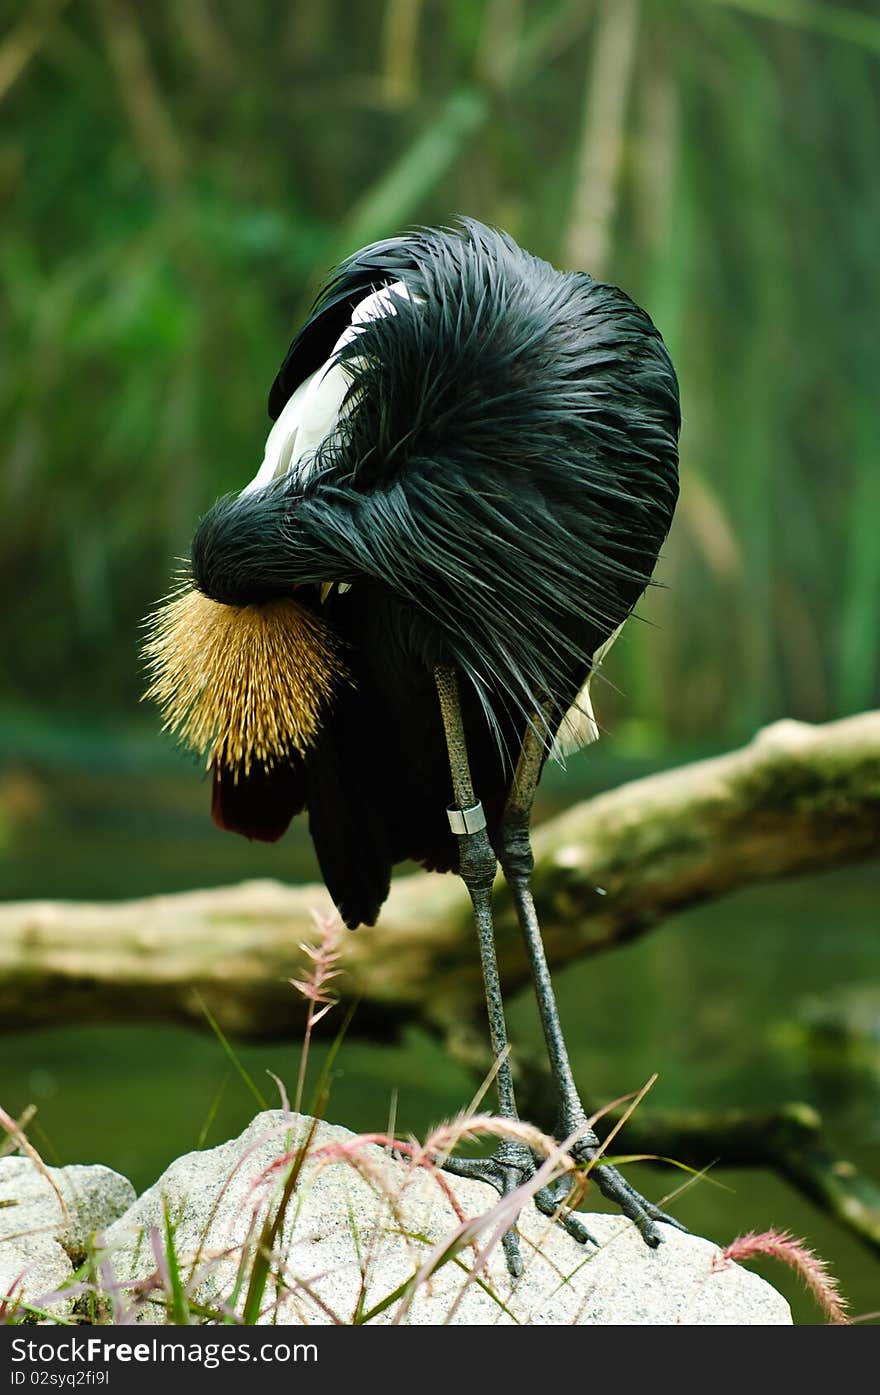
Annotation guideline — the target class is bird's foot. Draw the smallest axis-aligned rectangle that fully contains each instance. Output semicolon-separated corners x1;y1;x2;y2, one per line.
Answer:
568;1134;685;1247
441;1140;598;1278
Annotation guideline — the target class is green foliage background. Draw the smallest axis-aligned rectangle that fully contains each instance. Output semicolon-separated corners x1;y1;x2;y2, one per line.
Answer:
3;0;879;742
2;2;880;1324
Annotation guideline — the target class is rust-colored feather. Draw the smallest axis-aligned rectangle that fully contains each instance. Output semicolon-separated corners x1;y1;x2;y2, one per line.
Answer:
142;587;347;775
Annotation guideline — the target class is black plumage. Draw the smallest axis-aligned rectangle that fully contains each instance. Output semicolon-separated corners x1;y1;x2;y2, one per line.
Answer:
179;218;687;1265
193;219;680;930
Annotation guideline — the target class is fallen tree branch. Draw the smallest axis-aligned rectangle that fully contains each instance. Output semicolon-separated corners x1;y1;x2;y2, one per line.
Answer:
509;1059;880;1259
630;1101;880;1260
0;712;878;1039
625;1100;880;1260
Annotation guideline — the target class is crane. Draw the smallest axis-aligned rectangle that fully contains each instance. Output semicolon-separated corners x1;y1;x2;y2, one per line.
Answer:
146;218;682;1276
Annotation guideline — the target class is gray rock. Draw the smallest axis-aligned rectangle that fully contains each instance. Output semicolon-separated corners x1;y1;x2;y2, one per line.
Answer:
0;1157;136;1320
104;1111;791;1325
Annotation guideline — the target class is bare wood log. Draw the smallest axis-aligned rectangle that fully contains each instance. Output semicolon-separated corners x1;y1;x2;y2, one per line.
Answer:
623;1100;880;1259
0;713;878;1040
510;1059;880;1258
635;1101;880;1259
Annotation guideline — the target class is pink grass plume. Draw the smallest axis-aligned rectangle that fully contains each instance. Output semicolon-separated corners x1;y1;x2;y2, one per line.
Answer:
715;1228;849;1325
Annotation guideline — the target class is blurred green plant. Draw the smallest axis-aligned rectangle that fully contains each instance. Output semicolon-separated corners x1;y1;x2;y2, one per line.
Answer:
1;0;878;739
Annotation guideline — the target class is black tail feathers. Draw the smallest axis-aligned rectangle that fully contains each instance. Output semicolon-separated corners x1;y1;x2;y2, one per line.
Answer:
303;687;392;929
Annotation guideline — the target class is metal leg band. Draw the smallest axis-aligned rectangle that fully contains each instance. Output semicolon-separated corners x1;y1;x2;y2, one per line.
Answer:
447;801;487;835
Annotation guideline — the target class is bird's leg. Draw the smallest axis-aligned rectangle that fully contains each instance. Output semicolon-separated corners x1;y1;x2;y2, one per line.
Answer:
497;705;684;1246
433;667;597;1276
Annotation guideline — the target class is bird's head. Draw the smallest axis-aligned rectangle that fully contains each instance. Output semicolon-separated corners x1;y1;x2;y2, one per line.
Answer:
142;271;415;778
142;485;348;779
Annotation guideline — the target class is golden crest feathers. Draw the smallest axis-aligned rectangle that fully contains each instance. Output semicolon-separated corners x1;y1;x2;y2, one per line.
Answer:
142;587;347;775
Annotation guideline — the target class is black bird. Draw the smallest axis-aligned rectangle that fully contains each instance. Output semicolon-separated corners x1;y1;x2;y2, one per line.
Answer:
165;219;681;1274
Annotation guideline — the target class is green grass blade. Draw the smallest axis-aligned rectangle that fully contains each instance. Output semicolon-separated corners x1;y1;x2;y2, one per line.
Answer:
241;1115;319;1325
307;998;358;1118
162;1198;191;1325
196;1071;230;1151
195;991;267;1111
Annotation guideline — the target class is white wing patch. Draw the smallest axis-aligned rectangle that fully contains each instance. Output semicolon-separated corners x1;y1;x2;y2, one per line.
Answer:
243;281;418;498
549;622;625;763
